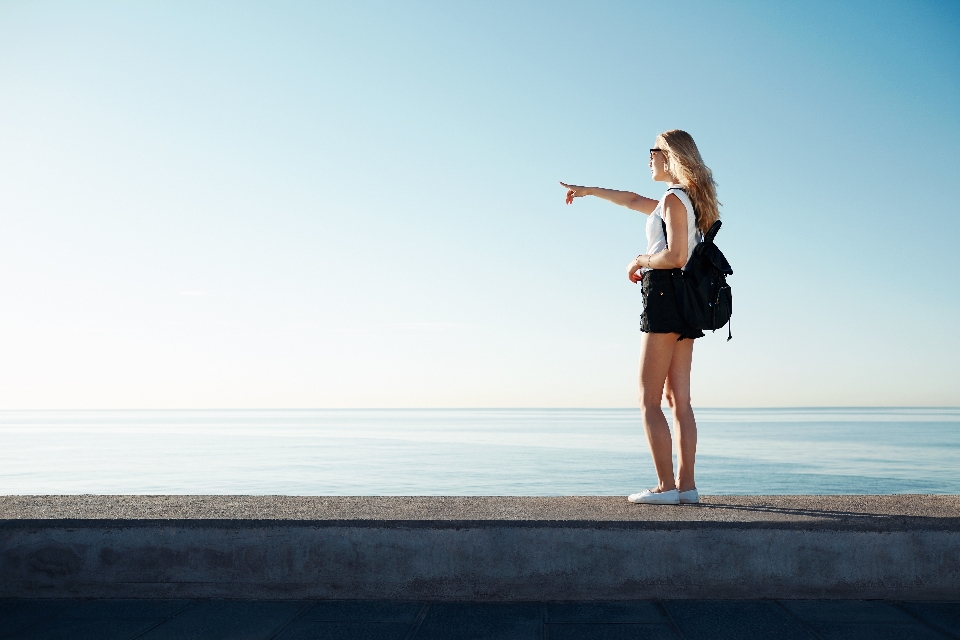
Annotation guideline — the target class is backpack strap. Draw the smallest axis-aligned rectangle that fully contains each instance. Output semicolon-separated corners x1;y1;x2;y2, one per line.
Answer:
704;220;722;243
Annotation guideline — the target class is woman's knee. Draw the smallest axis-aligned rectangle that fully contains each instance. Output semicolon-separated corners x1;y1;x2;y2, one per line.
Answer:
664;386;690;410
638;386;664;411
664;391;677;409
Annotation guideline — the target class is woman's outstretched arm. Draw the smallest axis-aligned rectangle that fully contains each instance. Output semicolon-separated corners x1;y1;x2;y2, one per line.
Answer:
559;181;659;214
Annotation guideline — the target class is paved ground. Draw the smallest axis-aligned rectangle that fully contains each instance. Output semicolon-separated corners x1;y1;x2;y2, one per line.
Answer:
1;599;958;639
3;495;960;531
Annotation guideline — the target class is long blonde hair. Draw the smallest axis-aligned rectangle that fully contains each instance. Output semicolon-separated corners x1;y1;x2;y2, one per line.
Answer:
656;130;720;234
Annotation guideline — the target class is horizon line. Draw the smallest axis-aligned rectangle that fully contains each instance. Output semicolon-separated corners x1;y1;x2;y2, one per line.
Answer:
0;406;957;412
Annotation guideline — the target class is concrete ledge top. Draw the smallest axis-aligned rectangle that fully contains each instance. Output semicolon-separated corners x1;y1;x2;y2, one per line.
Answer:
2;495;959;531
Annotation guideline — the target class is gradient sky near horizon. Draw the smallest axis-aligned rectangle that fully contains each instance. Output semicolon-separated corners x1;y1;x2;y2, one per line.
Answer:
1;1;958;409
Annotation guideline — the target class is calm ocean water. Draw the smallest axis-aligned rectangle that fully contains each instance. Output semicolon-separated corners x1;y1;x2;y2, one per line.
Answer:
1;408;958;495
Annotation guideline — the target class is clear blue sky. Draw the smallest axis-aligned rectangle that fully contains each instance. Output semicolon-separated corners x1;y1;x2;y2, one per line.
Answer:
1;1;957;409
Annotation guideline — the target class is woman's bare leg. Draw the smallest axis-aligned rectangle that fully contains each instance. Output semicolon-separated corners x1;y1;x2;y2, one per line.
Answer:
664;338;697;492
638;332;681;492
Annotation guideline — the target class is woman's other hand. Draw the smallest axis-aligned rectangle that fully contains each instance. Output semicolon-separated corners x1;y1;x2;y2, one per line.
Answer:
560;181;587;205
627;257;644;283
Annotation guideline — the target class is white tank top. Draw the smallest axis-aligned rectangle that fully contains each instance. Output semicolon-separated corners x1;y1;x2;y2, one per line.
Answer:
643;186;701;271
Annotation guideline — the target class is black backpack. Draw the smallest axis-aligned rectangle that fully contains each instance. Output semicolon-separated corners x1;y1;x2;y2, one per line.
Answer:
660;191;733;339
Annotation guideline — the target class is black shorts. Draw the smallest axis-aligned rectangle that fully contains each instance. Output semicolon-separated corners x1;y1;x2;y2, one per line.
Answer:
640;269;704;340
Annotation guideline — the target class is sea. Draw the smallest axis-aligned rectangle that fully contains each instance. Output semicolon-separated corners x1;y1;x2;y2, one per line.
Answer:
1;408;958;495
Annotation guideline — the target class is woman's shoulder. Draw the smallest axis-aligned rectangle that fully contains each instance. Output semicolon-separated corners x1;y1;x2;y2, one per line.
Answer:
663;188;690;210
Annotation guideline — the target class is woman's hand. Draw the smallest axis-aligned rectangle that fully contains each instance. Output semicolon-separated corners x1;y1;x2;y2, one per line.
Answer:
560;181;588;205
627;257;644;283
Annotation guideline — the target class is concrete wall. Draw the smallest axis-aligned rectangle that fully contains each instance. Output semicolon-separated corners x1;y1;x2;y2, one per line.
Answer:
3;520;959;600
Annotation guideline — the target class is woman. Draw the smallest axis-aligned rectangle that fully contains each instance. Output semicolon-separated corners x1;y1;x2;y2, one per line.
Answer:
560;129;720;505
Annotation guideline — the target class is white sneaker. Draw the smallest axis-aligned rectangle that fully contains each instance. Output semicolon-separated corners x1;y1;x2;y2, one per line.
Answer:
678;488;700;504
627;489;680;505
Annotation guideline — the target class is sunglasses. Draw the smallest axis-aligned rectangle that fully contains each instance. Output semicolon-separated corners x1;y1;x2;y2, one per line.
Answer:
649;148;666;160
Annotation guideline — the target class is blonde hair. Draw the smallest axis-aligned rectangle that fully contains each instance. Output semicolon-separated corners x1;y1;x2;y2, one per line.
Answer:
656;130;720;234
